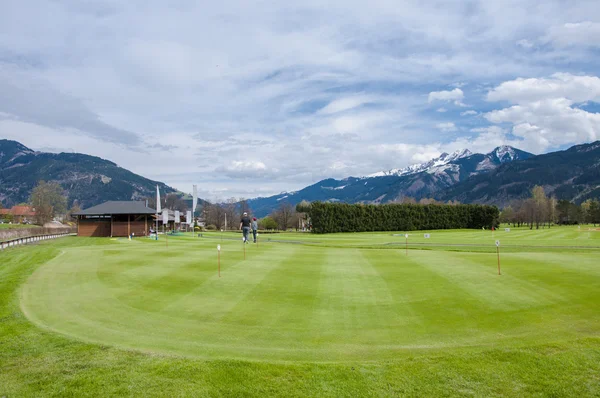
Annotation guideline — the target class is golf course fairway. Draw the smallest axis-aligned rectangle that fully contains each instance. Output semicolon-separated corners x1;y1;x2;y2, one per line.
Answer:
20;229;600;362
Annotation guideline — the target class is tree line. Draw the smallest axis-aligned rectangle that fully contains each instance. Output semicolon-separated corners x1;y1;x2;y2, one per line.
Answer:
308;201;499;234
202;200;302;231
11;181;599;230
499;185;600;228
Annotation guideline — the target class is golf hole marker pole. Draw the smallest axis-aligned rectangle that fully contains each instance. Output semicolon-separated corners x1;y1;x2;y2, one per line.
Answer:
496;240;501;275
405;233;409;255
217;244;221;277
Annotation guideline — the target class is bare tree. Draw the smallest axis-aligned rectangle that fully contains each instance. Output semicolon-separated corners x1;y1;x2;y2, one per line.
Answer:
239;198;251;215
418;198;438;205
30;181;67;225
165;193;188;212
499;205;514;225
224;198;238;230
531;185;549;229
547;196;557;227
522;198;536;229
273;202;294;230
204;202;225;230
67;200;81;220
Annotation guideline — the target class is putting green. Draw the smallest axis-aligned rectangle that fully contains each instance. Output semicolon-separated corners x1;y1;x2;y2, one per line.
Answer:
20;230;600;362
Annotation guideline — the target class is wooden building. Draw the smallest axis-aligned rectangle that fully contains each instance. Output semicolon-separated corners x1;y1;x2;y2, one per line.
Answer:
74;201;156;237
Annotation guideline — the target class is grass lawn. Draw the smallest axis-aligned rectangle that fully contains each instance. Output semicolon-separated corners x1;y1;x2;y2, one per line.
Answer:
2;228;600;396
0;223;40;229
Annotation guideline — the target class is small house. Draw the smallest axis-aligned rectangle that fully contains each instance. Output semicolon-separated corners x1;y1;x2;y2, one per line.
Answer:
74;201;156;237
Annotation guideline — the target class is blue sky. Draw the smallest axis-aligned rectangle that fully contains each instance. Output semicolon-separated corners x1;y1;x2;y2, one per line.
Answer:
1;0;599;200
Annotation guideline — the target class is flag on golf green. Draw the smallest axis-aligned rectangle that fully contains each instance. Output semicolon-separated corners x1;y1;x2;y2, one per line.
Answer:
192;185;198;214
156;185;161;213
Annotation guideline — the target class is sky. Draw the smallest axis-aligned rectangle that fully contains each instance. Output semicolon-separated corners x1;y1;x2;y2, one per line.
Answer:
1;0;600;200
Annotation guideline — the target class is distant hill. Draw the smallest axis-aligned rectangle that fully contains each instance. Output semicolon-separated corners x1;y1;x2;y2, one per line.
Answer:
248;146;534;217
439;141;600;206
0;139;177;208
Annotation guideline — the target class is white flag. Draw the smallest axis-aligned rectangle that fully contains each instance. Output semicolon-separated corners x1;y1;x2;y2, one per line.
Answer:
156;185;161;213
192;185;198;214
175;211;180;224
186;211;192;225
162;209;169;225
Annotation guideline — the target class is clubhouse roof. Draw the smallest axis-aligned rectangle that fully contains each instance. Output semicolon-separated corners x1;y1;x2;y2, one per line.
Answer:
74;201;156;237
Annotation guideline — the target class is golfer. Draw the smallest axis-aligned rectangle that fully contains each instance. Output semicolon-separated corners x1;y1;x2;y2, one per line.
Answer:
240;212;251;243
252;217;258;243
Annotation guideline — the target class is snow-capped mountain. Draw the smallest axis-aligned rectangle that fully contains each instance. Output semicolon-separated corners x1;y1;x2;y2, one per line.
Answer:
494;145;520;162
441;141;600;206
368;149;473;178
247;145;534;216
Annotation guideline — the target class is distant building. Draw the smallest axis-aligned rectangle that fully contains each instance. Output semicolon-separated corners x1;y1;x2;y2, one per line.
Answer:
153;209;186;231
0;205;36;223
73;201;156;237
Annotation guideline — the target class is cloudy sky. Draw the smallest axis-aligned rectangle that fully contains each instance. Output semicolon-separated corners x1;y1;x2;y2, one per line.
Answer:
1;1;600;200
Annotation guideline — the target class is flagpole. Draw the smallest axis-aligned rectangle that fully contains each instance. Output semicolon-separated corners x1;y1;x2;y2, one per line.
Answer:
155;185;161;241
192;185;198;239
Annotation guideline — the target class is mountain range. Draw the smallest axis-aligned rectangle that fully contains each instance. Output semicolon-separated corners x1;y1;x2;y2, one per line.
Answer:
439;141;600;206
248;145;535;216
0;140;176;208
2;138;600;217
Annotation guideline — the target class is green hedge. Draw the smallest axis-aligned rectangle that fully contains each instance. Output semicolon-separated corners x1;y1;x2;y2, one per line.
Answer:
309;202;499;234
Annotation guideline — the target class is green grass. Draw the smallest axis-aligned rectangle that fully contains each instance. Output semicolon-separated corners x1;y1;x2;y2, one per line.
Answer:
2;228;600;396
0;223;40;229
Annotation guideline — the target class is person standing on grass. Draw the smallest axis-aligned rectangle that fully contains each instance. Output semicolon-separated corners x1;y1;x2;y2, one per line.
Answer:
252;217;258;243
240;212;251;243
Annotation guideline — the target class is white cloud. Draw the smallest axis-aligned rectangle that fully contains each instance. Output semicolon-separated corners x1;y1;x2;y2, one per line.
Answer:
446;126;514;154
485;74;600;151
368;143;442;165
0;65;140;146
486;98;600;150
216;161;276;179
428;88;464;103
318;96;372;115
2;1;600;199
544;21;600;48
516;39;534;49
487;73;600;104
436;107;448;113
436;122;458;132
460;110;478;116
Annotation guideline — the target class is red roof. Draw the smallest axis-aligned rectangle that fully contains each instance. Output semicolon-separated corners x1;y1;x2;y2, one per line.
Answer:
0;206;36;216
12;206;36;216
